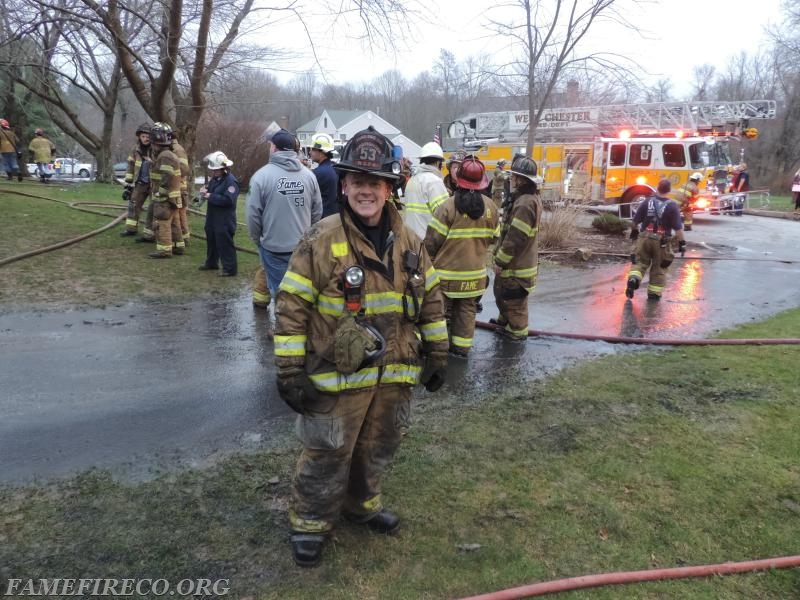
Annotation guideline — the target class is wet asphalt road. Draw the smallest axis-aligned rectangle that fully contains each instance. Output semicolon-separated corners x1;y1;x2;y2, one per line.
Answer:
1;212;798;483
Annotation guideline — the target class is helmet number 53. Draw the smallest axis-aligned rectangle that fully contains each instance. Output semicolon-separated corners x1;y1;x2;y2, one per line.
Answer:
359;147;377;161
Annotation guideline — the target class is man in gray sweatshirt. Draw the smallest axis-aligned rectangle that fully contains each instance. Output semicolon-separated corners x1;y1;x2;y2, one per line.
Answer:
246;129;323;299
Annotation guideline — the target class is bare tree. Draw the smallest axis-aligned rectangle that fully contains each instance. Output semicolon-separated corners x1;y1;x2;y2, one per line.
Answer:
489;0;639;154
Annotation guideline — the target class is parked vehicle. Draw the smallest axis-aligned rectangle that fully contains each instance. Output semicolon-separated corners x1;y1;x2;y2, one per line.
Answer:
54;157;94;178
113;162;127;178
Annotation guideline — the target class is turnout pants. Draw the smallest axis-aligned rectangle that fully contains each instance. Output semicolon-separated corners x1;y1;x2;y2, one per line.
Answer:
152;201;182;255
444;295;479;353
627;233;674;298
252;265;271;307
493;274;532;339
124;183;151;233
179;191;190;243
289;385;412;534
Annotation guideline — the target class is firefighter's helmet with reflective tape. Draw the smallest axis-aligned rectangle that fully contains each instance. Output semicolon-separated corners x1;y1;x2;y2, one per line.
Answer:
311;132;335;154
510;153;538;183
334;126;401;181
455;156;489;190
150;122;173;146
136;122;151;136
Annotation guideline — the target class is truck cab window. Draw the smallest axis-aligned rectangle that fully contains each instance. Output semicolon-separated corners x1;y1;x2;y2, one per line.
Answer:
629;144;651;167
662;144;686;167
609;144;625;166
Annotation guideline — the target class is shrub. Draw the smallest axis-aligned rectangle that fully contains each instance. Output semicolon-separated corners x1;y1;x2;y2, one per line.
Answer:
591;213;628;235
539;205;582;250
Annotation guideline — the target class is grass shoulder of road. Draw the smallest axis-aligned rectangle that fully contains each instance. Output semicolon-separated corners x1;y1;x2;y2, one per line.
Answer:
1;309;799;599
0;182;260;309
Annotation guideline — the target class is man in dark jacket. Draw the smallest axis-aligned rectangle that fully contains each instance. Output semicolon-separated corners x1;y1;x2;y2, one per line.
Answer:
309;132;339;218
198;151;240;276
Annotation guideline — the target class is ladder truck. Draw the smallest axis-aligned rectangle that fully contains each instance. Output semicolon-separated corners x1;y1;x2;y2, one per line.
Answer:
439;99;776;216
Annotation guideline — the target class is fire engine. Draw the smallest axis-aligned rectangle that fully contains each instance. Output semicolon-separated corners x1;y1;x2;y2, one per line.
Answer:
439;100;776;216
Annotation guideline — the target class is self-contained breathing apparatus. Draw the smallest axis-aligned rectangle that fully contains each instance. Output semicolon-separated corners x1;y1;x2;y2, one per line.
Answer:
642;195;678;268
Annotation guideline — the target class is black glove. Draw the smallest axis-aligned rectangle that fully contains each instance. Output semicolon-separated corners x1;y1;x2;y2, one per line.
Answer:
276;366;319;414
678;240;686;257
420;351;448;392
630;252;637;264
16;152;22;160
121;184;133;202
629;227;639;241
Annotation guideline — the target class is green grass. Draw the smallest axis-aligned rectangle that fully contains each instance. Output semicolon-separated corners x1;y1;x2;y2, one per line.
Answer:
1;310;799;599
0;181;260;308
757;194;794;212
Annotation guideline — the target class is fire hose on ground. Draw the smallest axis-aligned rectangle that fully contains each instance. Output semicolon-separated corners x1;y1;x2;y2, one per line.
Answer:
457;554;800;600
0;187;257;267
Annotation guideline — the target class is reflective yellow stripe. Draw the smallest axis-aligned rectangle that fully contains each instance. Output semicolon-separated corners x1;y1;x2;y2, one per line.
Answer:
124;218;138;227
425;266;440;291
331;242;349;257
511;217;536;237
628;270;643;280
500;266;538;278
420;319;448;342
451;335;473;348
360;495;383;513
253;290;270;303
289;510;332;533
648;284;665;293
506;324;528;338
436;268;487;280
310;368;380;392
160;164;178;176
443;289;483;298
405;202;433;214
428;218;449;236
274;334;307;357
280;271;317;303
496;249;513;264
445;227;496;239
381;363;421;385
429;192;449;211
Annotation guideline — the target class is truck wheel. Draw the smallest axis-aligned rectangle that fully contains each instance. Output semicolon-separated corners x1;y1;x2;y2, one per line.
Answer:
619;186;653;219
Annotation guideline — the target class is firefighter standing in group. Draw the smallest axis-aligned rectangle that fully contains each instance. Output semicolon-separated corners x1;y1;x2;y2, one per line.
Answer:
403;141;449;239
424;156;499;357
273;126;449;568
120;123;154;238
309;132;339;218
491;159;507;205
0;118;23;181
147;122;184;259
171;130;191;247
28;128;56;184
443;151;465;194
491;154;542;341
673;171;702;231
626;179;686;301
197;151;239;277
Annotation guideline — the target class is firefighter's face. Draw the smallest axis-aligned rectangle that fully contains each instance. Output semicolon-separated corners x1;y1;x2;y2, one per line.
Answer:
343;172;392;226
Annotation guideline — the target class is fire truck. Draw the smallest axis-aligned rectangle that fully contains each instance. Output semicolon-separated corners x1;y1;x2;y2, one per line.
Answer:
440;100;775;216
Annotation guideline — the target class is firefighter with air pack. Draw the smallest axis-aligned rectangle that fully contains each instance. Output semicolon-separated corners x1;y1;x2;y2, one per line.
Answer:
626;179;686;301
273;125;449;568
403;141;449;239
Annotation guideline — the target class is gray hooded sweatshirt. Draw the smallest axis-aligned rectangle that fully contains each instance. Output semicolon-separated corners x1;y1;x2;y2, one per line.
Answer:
246;151;323;253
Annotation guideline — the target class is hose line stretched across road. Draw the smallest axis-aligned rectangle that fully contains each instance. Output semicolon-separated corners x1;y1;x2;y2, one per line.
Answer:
475;320;800;346
0;186;257;268
457;554;800;599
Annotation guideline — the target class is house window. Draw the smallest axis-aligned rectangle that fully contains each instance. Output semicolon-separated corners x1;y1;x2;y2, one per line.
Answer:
299;133;307;140
324;117;328;127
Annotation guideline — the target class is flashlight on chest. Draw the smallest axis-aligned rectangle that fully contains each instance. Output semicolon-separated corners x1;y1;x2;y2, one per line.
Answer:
343;265;365;313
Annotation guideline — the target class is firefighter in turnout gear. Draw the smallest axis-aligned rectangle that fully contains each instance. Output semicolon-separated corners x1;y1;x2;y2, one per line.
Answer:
491;159;507;205
28;128;56;184
626;179;686;300
274;126;449;568
171;130;191;247
491;154;542;341
443;151;465;195
424;156;499;357
403;141;449;239
121;123;154;237
252;265;271;308
674;171;701;231
147;122;184;258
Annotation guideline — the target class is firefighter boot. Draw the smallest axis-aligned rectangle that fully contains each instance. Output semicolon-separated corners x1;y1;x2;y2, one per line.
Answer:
347;508;401;535
148;251;172;259
290;533;325;568
625;277;639;299
119;230;137;237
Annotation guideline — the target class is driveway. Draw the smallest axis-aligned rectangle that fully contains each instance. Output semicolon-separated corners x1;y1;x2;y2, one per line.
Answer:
1;212;798;483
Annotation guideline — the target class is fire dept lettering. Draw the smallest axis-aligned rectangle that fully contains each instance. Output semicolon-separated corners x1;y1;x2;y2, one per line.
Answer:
509;109;599;131
459;280;479;292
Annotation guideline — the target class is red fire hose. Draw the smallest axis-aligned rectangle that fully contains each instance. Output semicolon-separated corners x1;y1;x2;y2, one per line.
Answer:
475;320;800;346
457;555;800;599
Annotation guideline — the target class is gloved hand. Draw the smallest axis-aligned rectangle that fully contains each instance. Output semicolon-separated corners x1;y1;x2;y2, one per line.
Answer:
629;227;639;241
16;152;22;160
276;366;319;414
630;252;637;264
678;240;686;257
419;350;448;392
121;184;133;202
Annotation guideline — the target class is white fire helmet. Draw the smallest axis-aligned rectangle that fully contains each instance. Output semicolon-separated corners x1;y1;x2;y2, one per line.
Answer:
311;133;335;154
689;172;703;182
205;151;233;170
419;142;444;160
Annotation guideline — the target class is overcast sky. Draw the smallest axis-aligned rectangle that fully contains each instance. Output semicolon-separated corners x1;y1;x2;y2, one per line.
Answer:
270;0;784;100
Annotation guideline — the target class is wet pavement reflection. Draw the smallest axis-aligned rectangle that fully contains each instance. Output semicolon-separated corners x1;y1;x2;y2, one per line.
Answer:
1;213;798;482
